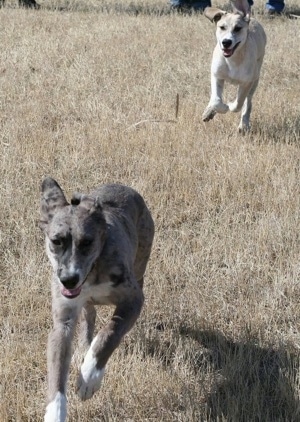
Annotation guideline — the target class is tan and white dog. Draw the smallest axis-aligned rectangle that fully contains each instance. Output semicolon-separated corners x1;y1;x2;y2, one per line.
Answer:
202;0;266;132
40;177;154;422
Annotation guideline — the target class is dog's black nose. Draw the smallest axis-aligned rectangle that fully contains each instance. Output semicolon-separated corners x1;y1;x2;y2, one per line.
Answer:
222;39;232;48
59;274;79;289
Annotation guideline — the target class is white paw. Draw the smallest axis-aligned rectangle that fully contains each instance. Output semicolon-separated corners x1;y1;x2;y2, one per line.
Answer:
77;347;105;401
44;392;67;422
229;101;242;113
214;102;229;114
203;101;229;121
202;106;216;122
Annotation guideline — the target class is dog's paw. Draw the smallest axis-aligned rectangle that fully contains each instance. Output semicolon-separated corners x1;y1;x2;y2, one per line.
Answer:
202;107;217;122
44;392;67;422
215;102;229;114
77;366;105;401
229;101;242;113
238;115;251;133
238;122;250;134
77;349;105;401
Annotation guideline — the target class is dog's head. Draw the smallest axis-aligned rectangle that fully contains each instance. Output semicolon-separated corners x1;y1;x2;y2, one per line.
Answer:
204;0;251;58
40;177;107;299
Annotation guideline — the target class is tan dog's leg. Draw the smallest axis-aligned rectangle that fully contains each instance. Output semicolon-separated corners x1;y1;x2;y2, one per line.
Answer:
228;82;253;113
203;77;229;121
238;79;259;132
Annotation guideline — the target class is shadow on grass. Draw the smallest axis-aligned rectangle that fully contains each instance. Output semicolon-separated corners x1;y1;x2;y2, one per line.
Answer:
135;321;300;420
179;326;300;422
252;114;300;145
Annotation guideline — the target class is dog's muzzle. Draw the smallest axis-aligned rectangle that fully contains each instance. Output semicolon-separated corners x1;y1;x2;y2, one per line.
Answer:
222;40;240;58
58;262;97;299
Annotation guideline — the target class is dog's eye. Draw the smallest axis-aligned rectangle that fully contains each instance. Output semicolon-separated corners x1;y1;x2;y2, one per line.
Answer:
51;238;63;247
220;25;226;30
234;26;242;32
80;239;93;248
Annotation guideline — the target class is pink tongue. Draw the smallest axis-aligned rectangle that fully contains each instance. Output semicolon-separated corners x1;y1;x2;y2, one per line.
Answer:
61;286;82;298
224;49;232;56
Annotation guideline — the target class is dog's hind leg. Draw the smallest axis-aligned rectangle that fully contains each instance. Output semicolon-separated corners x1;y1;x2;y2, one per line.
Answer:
238;79;259;133
78;302;97;350
72;303;97;368
228;82;252;113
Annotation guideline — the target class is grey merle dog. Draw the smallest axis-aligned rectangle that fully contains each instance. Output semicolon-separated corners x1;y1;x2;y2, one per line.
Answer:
40;177;154;422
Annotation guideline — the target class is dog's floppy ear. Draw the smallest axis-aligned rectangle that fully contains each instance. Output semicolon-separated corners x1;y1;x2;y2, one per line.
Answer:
72;194;103;213
231;0;251;20
89;197;104;216
94;197;103;211
73;195;104;220
79;196;106;231
40;177;68;230
71;192;83;206
204;7;227;23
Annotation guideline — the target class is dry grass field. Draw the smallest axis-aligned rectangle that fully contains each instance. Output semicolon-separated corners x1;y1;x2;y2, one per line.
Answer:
0;0;300;420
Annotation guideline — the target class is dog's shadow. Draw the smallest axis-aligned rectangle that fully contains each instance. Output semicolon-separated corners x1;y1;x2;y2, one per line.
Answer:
140;324;300;421
251;113;300;144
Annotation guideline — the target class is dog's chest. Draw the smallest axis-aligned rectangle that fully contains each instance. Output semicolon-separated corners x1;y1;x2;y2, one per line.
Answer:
82;281;114;305
224;63;252;85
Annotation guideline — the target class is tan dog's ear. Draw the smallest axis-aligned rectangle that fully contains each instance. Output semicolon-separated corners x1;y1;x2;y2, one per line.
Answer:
40;177;68;230
231;0;251;20
204;7;227;23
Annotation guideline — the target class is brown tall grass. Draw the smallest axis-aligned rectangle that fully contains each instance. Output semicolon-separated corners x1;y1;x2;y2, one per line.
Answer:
0;0;299;420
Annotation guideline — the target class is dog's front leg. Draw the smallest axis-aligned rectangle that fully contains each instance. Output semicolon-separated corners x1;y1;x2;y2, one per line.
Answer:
44;309;78;422
203;77;229;122
77;292;144;401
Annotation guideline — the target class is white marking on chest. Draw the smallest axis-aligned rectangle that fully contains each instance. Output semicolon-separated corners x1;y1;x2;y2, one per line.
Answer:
83;281;114;304
44;392;67;422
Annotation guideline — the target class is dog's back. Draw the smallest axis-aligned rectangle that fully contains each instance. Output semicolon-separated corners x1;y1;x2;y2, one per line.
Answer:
91;183;150;228
248;18;266;60
90;184;155;285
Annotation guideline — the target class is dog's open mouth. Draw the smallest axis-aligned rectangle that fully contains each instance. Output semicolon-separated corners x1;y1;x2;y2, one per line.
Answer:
61;285;82;299
222;42;240;58
59;263;96;299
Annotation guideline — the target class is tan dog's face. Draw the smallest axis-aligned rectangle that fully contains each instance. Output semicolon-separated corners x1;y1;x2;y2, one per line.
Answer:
216;13;249;58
